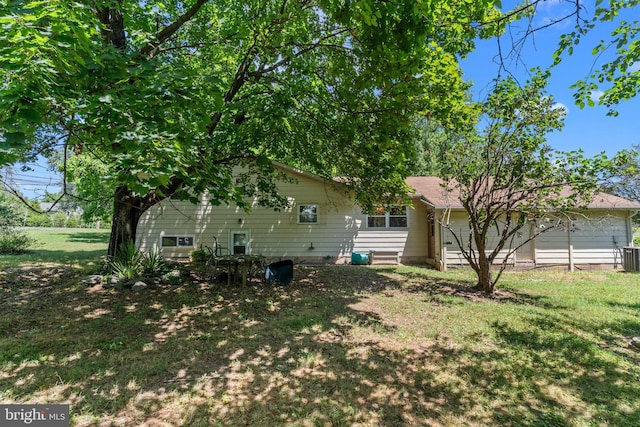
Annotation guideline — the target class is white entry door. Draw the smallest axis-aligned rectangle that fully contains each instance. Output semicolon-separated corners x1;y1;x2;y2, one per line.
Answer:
515;225;534;262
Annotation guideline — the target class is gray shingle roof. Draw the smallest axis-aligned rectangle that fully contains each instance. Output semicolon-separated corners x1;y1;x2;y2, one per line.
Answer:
405;176;640;210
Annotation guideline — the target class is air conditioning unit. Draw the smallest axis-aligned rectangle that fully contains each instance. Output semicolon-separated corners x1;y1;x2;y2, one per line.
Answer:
623;247;640;272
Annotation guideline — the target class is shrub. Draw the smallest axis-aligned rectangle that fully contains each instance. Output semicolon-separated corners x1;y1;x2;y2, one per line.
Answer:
0;228;34;254
0;205;35;254
106;241;169;280
65;216;81;228
141;245;168;276
24;212;50;227
106;241;144;279
190;248;209;263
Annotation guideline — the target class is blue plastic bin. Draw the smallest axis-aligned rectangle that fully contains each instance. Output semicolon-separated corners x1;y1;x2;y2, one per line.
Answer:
351;252;370;265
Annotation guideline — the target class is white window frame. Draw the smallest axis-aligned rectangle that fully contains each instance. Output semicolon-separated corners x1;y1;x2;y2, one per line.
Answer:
161;235;195;248
230;230;250;254
366;206;408;229
297;204;319;224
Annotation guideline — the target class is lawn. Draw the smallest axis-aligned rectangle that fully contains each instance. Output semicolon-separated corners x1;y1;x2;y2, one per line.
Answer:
1;229;639;426
0;228;111;268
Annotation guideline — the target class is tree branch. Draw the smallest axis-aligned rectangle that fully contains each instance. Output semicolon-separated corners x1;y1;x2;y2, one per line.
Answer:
139;0;209;58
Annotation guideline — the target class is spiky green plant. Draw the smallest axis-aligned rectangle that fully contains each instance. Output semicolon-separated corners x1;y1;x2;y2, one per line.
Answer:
107;241;144;279
142;245;167;276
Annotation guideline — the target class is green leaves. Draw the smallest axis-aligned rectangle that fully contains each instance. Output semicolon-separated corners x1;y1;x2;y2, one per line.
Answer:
0;0;103;164
440;74;612;288
553;0;640;116
1;0;503;232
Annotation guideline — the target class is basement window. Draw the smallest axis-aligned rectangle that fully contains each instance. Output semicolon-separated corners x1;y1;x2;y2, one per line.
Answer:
161;236;194;248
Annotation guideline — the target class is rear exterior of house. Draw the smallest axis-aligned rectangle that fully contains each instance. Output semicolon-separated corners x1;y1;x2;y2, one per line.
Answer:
408;177;640;271
434;209;633;270
136;164;429;264
136;167;640;270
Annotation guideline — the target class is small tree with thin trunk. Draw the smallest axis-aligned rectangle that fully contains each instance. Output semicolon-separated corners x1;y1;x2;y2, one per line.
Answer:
440;73;610;293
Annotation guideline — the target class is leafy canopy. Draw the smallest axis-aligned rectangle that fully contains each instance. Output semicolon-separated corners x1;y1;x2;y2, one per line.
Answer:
0;0;501;213
554;0;640;115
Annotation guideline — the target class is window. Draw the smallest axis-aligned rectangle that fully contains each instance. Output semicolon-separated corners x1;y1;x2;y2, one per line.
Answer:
298;204;318;224
367;206;407;229
161;235;194;248
231;230;250;254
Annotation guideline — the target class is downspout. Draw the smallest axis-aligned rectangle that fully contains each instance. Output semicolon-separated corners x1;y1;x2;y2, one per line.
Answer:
442;239;448;271
531;222;537;265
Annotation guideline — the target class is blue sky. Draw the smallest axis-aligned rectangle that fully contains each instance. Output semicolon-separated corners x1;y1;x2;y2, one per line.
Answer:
460;0;640;158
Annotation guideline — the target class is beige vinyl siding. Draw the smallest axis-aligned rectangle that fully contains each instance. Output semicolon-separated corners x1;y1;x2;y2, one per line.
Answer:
441;211;516;266
536;212;629;265
353;202;429;263
136;168;430;262
442;212;470;266
533;225;570;265
440;210;631;268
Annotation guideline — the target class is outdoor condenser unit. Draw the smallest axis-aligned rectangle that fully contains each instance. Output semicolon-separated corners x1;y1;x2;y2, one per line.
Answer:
623;247;640;272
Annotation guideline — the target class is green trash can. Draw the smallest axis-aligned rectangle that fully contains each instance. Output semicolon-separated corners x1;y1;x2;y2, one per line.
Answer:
351;252;370;265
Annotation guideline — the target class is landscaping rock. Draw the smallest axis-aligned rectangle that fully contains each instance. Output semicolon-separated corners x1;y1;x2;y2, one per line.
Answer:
132;281;148;291
82;275;104;286
109;276;131;290
629;337;640;352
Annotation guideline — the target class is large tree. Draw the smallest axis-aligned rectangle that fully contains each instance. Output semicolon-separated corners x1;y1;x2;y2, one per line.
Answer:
440;73;612;293
0;0;500;255
408;118;457;177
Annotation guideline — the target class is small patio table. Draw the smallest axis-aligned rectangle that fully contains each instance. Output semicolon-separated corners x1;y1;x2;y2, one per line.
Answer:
216;254;266;286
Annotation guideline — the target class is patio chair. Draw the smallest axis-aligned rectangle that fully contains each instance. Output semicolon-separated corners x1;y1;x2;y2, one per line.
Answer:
211;236;230;257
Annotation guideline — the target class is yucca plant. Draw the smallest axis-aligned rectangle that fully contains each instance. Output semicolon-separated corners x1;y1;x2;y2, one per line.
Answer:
142;244;167;276
107;241;144;279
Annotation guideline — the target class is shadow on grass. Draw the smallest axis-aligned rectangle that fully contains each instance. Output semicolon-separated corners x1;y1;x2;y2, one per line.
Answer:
382;268;569;310
0;249;107;272
65;231;111;244
18;249;108;264
0;266;639;425
605;300;640;312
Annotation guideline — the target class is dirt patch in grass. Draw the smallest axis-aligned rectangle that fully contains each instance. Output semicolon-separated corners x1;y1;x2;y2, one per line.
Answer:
1;264;639;426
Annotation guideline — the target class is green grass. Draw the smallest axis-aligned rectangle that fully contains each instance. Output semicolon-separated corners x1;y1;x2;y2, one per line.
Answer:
0;228;109;269
1;233;639;426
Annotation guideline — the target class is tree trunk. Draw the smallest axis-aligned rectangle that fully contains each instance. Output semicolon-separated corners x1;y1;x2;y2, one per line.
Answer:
108;186;144;257
476;256;495;293
107;177;185;256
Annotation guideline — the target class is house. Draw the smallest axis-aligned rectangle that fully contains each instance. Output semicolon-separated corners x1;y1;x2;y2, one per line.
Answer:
136;163;430;265
407;176;640;271
136;163;640;270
